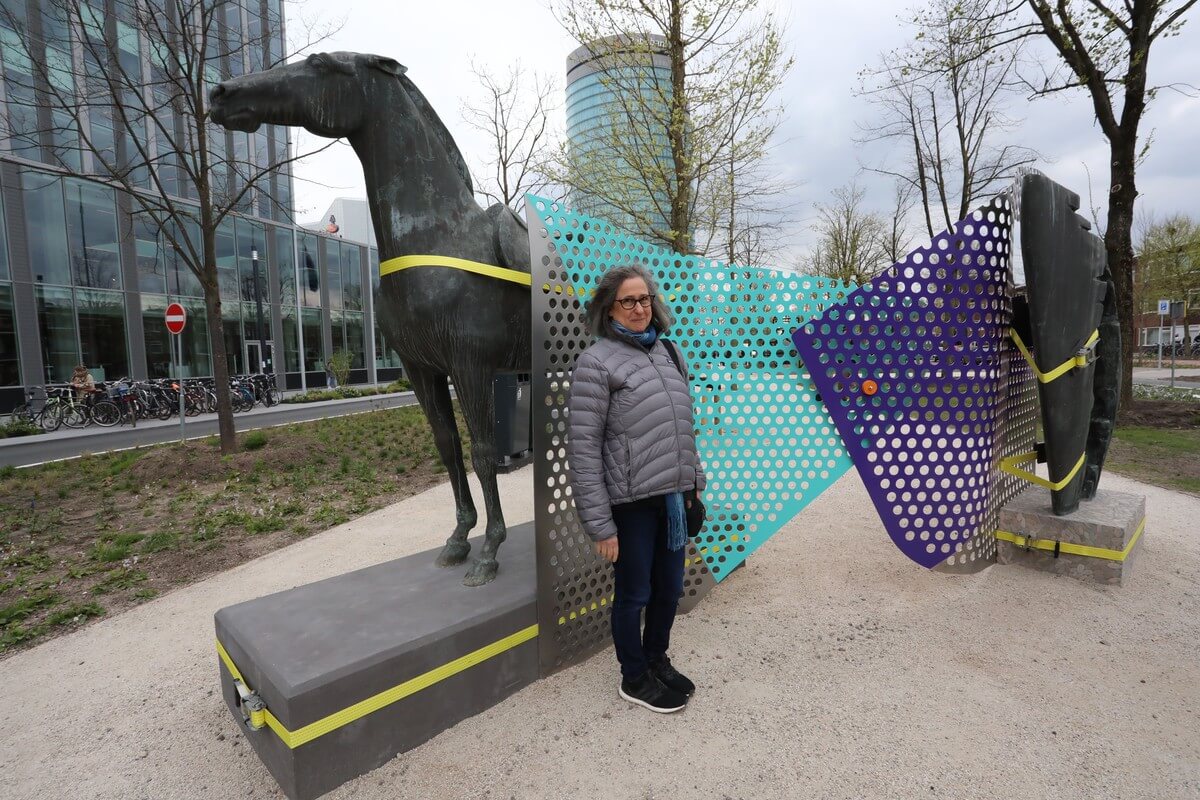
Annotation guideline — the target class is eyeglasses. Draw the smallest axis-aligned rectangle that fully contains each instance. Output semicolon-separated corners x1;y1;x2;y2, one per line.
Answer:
614;294;655;310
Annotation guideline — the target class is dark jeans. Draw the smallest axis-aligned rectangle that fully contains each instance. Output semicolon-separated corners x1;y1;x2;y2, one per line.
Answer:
610;495;685;680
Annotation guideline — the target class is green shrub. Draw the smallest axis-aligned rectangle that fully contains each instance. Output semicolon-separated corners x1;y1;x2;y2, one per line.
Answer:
0;419;41;439
243;430;269;451
385;378;413;392
328;349;353;387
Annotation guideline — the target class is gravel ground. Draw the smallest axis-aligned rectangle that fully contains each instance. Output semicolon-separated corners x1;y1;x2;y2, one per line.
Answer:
1;468;1197;800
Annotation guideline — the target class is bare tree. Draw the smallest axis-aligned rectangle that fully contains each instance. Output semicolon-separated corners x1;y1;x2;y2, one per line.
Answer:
942;0;1199;408
802;182;893;285
0;0;338;451
458;60;557;215
859;0;1038;239
552;0;793;257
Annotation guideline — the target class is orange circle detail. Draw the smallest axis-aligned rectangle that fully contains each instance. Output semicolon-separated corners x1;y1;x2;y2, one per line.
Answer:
862;380;879;396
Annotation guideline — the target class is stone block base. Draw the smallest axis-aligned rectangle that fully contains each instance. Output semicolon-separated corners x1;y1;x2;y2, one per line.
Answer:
996;486;1146;585
214;523;538;800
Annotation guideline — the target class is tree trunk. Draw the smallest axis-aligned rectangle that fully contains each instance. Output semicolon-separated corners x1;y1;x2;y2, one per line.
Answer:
667;0;691;254
1105;134;1138;412
201;220;237;453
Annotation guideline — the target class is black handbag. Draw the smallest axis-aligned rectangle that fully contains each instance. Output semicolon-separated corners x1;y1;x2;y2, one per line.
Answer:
663;339;707;538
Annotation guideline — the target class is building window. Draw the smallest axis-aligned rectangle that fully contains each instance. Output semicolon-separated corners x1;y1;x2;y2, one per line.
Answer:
165;218;204;298
344;310;365;369
141;294;172;379
179;297;213;377
134;214;166;294
281;305;300;372
324;237;343;308
222;300;243;375
299;233;320;307
23;171;72;286
64;179;122;290
236;219;268;304
0;284;19;386
275;227;296;308
216;220;238;301
76;288;129;381
301;307;322;372
0;181;9;281
35;285;78;383
342;243;362;311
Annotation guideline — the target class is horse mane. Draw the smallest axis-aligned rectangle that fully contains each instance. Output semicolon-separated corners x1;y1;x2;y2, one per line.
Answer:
398;74;474;195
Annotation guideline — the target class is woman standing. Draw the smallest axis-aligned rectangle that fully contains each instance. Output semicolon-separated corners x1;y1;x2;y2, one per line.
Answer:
568;264;705;714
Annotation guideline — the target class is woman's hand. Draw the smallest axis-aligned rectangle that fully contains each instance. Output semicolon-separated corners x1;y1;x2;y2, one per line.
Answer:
595;537;619;563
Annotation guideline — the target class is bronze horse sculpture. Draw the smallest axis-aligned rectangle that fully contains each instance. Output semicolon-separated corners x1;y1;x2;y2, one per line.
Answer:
210;52;532;585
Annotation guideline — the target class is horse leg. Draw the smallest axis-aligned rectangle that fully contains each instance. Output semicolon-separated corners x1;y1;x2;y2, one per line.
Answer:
452;367;507;587
405;361;476;566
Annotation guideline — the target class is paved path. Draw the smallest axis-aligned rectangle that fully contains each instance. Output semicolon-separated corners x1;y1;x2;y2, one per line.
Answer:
0;392;419;468
1132;366;1200;387
0;469;1196;800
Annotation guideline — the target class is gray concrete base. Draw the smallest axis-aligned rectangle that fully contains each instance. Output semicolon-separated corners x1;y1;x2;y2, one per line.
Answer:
996;486;1146;585
214;523;538;800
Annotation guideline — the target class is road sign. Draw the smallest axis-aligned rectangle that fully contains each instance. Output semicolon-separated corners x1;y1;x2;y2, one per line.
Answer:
165;302;187;334
1158;299;1171;315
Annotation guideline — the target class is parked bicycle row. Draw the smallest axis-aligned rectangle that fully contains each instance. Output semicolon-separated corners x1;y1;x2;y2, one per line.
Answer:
8;374;280;431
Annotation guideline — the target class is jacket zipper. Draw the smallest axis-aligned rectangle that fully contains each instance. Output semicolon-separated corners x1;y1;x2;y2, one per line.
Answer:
651;341;686;489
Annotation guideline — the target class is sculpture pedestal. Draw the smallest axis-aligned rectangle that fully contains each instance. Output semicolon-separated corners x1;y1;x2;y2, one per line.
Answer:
214;523;538;800
996;486;1145;585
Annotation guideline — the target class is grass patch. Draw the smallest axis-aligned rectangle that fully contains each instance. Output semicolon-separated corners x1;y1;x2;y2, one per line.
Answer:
1108;426;1200;496
243;430;269;451
0;402;468;656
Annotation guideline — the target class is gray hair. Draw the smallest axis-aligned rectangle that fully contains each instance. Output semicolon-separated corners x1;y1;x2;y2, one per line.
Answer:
583;263;674;339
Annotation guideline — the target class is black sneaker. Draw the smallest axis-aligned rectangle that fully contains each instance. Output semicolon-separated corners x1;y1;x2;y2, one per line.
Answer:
649;656;695;697
619;670;688;713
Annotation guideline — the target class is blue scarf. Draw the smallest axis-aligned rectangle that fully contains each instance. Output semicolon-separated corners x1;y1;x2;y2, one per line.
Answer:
610;320;687;552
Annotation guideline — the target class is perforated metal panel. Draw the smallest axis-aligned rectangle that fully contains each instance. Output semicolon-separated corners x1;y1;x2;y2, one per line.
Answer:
791;195;1031;570
527;196;857;673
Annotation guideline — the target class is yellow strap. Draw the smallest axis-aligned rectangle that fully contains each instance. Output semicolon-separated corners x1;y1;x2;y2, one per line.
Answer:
999;451;1086;491
1008;328;1099;383
216;623;539;749
379;254;532;286
995;516;1146;562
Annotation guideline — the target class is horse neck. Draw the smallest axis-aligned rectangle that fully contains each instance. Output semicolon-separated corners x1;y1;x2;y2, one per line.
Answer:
349;102;479;260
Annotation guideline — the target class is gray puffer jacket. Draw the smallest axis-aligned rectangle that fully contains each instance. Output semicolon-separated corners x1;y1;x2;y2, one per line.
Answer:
567;335;706;541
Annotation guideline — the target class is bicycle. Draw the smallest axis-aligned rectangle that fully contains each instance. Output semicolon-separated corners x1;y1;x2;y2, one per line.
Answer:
9;387;62;431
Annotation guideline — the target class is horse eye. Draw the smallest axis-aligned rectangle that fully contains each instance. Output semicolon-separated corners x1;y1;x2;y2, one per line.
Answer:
306;54;326;70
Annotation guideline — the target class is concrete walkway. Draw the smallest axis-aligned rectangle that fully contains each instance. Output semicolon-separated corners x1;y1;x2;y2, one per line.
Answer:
0;468;1197;800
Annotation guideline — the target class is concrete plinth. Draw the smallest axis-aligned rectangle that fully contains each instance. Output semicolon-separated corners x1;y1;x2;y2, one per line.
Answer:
996;486;1146;585
214;523;538;800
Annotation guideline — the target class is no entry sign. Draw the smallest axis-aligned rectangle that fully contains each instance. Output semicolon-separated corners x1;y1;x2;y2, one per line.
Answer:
165;302;187;334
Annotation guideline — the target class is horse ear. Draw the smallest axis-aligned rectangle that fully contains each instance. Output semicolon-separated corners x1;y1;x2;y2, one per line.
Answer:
367;56;407;77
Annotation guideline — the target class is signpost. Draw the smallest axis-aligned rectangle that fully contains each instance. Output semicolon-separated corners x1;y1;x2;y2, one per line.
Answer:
1170;301;1186;389
1158;299;1169;368
165;303;187;442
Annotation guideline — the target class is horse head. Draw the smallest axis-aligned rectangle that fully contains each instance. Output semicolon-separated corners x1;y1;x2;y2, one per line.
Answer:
209;51;406;138
209;51;474;196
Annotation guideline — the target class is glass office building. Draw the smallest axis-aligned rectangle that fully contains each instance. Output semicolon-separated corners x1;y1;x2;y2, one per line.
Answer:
565;34;674;244
0;0;402;410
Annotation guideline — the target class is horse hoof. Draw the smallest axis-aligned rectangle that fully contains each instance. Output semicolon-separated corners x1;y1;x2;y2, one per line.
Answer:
462;559;498;587
436;540;471;567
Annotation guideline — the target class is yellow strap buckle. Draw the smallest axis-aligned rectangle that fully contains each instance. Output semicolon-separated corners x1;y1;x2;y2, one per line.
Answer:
995;517;1146;562
999;450;1086;491
1009;328;1099;383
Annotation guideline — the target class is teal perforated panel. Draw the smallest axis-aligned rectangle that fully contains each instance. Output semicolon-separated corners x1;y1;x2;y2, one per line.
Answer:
527;195;854;589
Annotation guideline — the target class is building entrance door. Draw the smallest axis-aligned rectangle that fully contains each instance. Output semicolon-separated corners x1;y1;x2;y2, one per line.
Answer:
246;341;274;374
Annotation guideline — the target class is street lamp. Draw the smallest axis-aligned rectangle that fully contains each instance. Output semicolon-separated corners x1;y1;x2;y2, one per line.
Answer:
251;247;268;374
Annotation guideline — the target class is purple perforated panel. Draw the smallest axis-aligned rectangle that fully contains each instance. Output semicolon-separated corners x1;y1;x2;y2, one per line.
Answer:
791;196;1014;568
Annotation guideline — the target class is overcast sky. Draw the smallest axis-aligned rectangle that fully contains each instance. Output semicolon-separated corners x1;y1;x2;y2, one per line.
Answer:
285;0;1200;264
